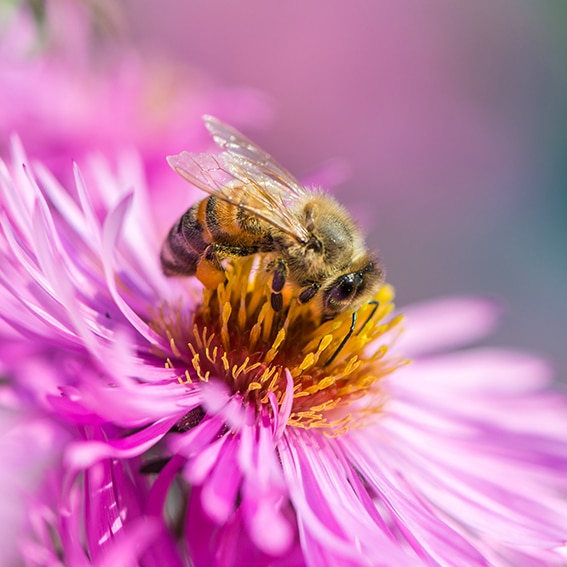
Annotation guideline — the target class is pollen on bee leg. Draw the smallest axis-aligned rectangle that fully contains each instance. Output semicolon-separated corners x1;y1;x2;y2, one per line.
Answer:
196;256;226;290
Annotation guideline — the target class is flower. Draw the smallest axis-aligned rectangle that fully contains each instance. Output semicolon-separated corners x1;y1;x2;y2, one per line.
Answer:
0;407;70;567
2;130;567;567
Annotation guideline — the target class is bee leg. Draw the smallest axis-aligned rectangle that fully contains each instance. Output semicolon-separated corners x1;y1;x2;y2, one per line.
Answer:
297;283;320;305
356;300;380;336
197;243;260;289
324;311;357;367
196;245;227;289
270;259;287;312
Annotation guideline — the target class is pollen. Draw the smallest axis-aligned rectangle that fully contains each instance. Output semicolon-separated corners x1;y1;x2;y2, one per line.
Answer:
154;257;405;435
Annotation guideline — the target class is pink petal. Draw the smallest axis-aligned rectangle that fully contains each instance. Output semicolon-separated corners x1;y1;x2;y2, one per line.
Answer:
395;296;501;357
65;417;178;469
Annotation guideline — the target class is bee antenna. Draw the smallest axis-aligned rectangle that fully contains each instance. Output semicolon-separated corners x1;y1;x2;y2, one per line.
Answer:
324;311;357;367
355;300;380;336
323;300;380;367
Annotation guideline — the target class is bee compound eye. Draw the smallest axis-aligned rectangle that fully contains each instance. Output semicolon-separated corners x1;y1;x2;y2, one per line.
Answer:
336;279;354;300
326;273;359;307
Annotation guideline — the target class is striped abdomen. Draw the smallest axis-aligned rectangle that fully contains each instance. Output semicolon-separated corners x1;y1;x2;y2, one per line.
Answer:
160;196;268;279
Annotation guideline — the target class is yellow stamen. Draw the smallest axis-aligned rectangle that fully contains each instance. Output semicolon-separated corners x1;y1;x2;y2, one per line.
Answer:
265;328;286;364
151;257;406;435
169;337;181;358
233;357;250;379
221;352;230;372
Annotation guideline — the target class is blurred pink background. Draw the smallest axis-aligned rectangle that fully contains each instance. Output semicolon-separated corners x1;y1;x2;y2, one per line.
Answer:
122;1;567;379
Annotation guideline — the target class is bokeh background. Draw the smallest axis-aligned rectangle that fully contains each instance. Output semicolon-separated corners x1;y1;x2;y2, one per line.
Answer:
4;0;567;378
125;1;567;380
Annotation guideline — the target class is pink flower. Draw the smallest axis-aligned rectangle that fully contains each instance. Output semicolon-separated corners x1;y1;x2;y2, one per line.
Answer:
1;121;567;567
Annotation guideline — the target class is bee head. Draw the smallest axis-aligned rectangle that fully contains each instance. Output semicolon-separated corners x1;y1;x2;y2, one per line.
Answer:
322;257;383;319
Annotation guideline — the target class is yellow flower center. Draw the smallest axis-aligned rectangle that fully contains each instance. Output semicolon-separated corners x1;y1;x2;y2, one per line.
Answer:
155;257;405;435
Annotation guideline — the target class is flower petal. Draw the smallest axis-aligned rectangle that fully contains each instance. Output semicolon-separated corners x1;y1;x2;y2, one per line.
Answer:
395;296;501;357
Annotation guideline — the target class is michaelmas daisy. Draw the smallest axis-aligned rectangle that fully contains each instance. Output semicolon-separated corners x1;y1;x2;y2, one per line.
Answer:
1;131;567;566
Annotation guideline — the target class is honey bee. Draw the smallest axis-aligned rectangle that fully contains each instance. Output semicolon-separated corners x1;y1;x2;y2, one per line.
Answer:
161;115;383;321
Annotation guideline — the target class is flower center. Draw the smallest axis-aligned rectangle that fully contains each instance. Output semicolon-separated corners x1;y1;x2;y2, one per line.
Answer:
155;257;404;435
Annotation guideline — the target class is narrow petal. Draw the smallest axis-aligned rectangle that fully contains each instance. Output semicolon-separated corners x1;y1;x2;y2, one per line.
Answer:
65;417;179;469
279;429;415;567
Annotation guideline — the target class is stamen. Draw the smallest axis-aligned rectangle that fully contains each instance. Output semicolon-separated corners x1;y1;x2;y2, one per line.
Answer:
267;371;280;391
317;334;334;354
221;352;230;372
152;257;405;435
205;345;217;364
192;324;204;350
249;303;270;351
221;302;231;351
265;328;286;364
233;357;250;379
261;366;278;384
299;352;316;372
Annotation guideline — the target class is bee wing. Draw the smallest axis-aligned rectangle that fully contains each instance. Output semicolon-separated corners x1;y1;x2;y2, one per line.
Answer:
166;117;312;243
203;115;308;200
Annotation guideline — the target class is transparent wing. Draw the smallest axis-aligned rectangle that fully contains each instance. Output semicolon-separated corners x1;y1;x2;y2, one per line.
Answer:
166;116;311;243
203;115;308;200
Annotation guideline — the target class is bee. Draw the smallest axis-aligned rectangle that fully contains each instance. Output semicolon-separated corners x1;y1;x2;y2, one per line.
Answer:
161;115;383;321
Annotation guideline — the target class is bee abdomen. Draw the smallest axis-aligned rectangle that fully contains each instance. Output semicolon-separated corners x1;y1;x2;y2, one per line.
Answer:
204;196;247;240
161;204;207;276
161;195;270;279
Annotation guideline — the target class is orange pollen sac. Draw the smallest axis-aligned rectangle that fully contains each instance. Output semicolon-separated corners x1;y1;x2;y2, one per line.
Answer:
155;257;406;436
